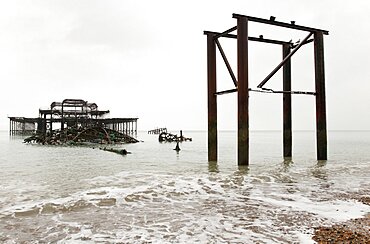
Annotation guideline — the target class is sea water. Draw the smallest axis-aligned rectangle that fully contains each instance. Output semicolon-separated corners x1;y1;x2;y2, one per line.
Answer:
0;130;369;243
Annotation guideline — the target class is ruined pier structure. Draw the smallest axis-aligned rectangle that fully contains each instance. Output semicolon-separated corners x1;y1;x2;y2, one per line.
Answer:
205;14;328;165
9;99;138;135
148;128;167;134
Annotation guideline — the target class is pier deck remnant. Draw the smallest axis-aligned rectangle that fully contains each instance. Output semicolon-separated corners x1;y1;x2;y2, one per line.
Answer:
204;14;328;165
148;128;167;134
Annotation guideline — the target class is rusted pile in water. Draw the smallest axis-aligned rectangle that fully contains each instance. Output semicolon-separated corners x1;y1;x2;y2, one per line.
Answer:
24;126;139;145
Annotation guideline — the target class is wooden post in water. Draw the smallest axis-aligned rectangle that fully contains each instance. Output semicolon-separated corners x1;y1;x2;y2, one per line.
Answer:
235;15;249;166
206;32;218;161
314;31;327;160
283;44;292;158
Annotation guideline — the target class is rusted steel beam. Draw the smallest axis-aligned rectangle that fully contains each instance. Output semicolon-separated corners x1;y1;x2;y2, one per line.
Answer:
214;26;237;39
215;39;237;87
257;32;313;88
236;15;249;166
292;38;314;48
215;88;237;96
215;88;315;96
314;31;327;160
207;33;218;161
283;44;292;158
233;14;329;35
204;31;291;45
248;36;290;45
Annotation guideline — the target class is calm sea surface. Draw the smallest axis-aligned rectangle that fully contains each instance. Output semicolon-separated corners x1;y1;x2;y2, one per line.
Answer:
0;130;369;243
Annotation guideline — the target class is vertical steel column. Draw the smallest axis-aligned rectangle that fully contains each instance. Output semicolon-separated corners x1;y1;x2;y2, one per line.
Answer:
236;16;249;165
50;115;53;133
43;114;47;135
207;33;217;161
314;31;327;160
283;44;292;158
61;104;64;131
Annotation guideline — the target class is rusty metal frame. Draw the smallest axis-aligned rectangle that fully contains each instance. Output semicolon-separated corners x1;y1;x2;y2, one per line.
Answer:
257;31;313;88
215;39;238;87
205;13;329;165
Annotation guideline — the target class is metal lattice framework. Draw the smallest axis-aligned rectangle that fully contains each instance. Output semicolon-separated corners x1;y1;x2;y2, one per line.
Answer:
9;99;138;135
204;14;328;165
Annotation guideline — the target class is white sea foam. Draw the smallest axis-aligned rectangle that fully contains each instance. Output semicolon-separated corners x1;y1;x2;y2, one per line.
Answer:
251;190;370;222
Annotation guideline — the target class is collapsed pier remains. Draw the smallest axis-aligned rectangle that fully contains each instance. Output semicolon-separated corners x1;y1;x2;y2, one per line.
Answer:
9;99;138;137
158;130;192;142
148;128;167;134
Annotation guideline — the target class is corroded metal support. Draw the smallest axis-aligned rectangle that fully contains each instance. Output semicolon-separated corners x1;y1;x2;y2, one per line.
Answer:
236;15;249;166
207;32;218;161
214;26;237;39
232;14;329;35
283;44;292;158
204;31;291;45
314;31;327;160
205;14;328;165
61;103;64;131
215;39;237;87
258;32;313;88
43;114;47;135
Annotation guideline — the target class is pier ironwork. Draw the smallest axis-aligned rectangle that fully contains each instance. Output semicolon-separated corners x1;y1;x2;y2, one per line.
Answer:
9;99;138;135
205;14;328;165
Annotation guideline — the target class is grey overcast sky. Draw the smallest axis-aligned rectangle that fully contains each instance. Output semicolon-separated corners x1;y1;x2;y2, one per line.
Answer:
1;0;370;131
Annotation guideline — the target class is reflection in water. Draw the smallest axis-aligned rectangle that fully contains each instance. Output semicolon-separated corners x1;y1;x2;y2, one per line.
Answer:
208;161;219;173
311;160;328;180
232;165;249;186
281;158;294;172
237;165;249;175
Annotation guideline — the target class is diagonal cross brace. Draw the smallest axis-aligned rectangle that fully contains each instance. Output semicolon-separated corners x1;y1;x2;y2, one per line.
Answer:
257;32;313;88
215;39;238;87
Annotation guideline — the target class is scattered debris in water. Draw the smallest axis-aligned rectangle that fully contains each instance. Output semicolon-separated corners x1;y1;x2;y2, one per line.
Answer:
159;130;192;142
148;127;167;134
99;147;131;155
